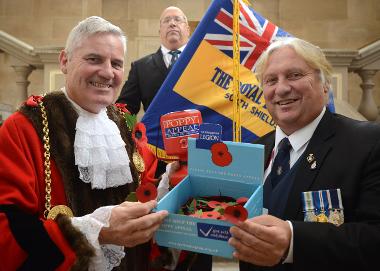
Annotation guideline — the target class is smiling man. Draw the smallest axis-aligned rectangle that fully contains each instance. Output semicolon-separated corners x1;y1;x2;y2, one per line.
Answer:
0;16;168;271
228;37;380;271
60;31;125;114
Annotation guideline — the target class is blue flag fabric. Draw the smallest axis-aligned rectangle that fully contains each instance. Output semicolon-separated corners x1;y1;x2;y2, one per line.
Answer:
142;0;334;160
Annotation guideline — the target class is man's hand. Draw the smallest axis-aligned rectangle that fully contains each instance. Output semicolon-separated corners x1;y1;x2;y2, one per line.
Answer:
229;214;291;266
99;200;168;247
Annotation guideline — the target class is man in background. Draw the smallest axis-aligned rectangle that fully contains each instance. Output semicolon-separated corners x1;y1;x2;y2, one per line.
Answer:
116;6;190;115
117;7;213;270
117;5;190;181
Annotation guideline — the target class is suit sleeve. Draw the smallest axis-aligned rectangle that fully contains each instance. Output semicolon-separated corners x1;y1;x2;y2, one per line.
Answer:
292;130;380;270
117;61;142;115
0;113;92;270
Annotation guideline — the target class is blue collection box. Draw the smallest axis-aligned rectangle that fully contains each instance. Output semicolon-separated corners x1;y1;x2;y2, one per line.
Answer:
155;138;264;258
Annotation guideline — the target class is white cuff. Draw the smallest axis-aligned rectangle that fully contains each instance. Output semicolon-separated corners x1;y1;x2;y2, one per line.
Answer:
157;163;173;200
282;220;294;263
70;206;125;271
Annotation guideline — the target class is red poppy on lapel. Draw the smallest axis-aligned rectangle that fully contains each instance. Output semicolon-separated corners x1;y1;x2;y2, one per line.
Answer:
114;103;131;114
26;95;43;107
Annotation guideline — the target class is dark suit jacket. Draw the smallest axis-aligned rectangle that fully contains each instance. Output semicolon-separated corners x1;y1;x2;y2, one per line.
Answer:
241;109;380;271
117;48;169;115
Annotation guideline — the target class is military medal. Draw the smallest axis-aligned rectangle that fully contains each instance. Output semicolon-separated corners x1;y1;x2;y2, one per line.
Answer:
305;211;318;222
316;211;328;222
328;209;343;226
133;151;145;172
302;191;316;222
315;191;329;223
302;189;344;225
327;189;344;226
47;205;74;220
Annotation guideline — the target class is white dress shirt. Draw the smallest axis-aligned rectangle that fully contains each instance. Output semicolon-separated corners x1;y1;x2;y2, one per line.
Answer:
161;44;187;68
264;107;326;263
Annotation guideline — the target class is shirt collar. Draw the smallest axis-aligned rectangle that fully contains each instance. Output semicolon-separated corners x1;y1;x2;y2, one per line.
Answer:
161;44;186;55
62;87;107;117
275;107;326;152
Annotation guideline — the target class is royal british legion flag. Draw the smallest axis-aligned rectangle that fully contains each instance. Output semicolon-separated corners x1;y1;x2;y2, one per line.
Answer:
142;0;333;159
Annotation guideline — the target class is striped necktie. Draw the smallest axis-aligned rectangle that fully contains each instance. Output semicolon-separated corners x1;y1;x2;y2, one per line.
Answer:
168;50;181;69
269;137;292;188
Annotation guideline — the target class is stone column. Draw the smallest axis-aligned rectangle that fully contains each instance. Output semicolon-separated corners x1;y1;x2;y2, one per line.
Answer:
357;69;378;121
11;65;35;104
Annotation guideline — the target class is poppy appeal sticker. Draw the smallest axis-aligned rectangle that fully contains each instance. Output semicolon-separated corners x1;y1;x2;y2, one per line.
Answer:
210;142;232;167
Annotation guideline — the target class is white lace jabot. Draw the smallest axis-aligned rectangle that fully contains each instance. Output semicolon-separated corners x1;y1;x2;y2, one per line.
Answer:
63;88;133;189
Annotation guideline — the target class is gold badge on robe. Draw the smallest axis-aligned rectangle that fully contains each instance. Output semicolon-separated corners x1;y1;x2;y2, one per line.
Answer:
47;205;74;220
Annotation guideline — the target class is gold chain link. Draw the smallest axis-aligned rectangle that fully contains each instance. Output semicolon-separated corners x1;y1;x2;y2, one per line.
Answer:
39;99;53;219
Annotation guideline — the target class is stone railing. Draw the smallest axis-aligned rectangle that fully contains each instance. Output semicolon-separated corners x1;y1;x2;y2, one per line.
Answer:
323;49;366;121
349;40;380;121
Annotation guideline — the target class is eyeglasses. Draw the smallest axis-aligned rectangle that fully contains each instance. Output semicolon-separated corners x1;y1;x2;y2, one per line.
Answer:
161;16;186;25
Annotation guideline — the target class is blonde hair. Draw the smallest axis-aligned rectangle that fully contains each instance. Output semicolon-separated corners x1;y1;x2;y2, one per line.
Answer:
65;16;127;58
255;37;333;87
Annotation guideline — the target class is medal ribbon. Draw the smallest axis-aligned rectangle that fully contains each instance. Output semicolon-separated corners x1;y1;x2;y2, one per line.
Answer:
302;191;314;212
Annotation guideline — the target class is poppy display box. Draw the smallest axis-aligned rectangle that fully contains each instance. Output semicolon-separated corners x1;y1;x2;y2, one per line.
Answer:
154;138;264;258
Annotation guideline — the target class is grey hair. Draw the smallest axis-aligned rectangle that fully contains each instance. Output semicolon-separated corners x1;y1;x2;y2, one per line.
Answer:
65;16;127;58
255;37;333;88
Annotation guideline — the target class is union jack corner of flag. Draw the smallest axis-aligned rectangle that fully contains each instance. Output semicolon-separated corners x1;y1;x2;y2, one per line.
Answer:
204;0;291;71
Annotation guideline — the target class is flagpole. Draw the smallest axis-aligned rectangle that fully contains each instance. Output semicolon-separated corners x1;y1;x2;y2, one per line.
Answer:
232;0;241;142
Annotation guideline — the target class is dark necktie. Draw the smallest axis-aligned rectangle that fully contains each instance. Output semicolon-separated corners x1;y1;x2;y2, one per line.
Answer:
269;137;292;188
168;50;181;69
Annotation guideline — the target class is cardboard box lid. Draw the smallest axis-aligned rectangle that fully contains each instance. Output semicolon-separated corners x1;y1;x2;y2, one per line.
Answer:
187;138;264;185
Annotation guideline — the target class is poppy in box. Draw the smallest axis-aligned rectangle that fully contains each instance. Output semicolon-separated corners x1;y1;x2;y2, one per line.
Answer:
201;211;221;220
136;182;157;203
217;215;227;221
210;142;232;167
207;200;223;208
236;197;249;205
224;205;248;224
189;210;203;218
